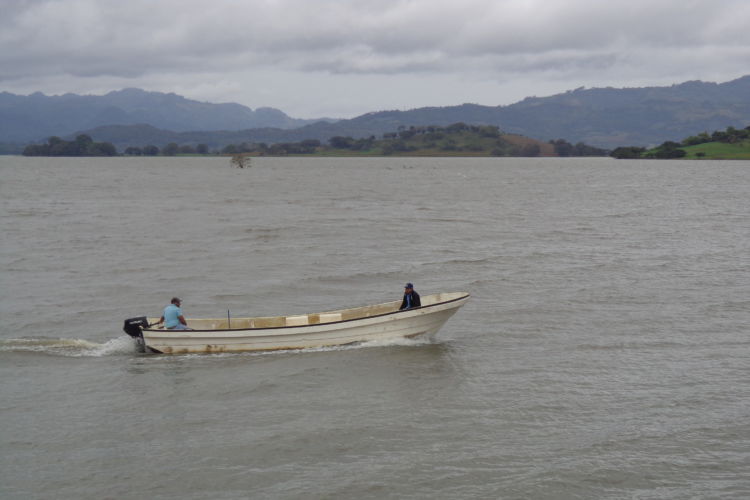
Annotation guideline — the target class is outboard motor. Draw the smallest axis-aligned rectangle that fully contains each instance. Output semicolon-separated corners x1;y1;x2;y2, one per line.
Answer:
123;316;149;352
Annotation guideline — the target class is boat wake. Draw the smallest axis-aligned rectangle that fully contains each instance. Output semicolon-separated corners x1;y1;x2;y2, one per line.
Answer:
0;335;137;357
284;336;434;355
253;335;437;357
0;335;433;358
157;336;437;360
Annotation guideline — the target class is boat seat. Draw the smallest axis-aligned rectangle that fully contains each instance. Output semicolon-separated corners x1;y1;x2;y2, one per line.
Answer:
319;313;342;323
285;315;309;326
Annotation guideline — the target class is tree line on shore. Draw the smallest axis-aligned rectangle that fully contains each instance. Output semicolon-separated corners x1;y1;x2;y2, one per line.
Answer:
22;135;117;157
22;123;609;158
611;125;750;159
217;124;607;157
32;122;724;158
22;135;208;157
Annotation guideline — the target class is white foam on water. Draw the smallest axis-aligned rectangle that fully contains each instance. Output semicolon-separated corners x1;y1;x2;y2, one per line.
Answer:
248;336;433;357
0;335;137;357
358;336;434;349
79;335;138;357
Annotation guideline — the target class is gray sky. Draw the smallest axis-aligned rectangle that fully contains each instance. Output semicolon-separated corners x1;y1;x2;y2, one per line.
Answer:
2;0;748;118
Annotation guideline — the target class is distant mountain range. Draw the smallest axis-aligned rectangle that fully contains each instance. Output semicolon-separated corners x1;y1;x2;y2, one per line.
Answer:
1;76;748;152
0;88;329;143
280;76;749;148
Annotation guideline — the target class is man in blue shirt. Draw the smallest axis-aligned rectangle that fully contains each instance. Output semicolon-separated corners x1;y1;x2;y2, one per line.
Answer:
399;283;421;310
158;297;189;330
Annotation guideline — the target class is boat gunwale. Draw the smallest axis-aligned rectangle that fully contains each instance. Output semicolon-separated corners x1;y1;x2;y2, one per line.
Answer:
143;292;470;334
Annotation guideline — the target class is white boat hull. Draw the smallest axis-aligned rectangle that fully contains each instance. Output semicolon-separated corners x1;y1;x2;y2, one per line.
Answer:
131;292;469;354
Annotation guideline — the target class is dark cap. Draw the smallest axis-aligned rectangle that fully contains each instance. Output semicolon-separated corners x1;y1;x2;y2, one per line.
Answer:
405;283;413;289
171;297;181;304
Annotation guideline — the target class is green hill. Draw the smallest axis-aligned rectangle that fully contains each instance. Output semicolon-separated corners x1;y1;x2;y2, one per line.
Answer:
681;141;750;159
229;124;607;158
611;125;750;159
322;125;557;157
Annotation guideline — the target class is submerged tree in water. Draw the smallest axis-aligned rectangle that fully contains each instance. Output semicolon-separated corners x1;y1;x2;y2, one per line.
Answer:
230;154;252;168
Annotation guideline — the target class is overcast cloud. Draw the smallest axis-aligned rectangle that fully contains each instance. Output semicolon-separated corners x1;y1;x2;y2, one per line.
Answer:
1;0;748;117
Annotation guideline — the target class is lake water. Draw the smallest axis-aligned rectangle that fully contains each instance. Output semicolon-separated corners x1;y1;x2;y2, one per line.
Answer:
1;156;749;499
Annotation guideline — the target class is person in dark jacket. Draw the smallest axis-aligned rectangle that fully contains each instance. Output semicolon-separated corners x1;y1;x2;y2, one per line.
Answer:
399;283;421;310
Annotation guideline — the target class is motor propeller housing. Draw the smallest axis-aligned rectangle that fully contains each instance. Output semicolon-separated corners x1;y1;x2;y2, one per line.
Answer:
123;316;149;338
123;316;149;352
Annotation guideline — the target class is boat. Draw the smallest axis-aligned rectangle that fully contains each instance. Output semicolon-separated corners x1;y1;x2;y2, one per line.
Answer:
122;292;469;354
